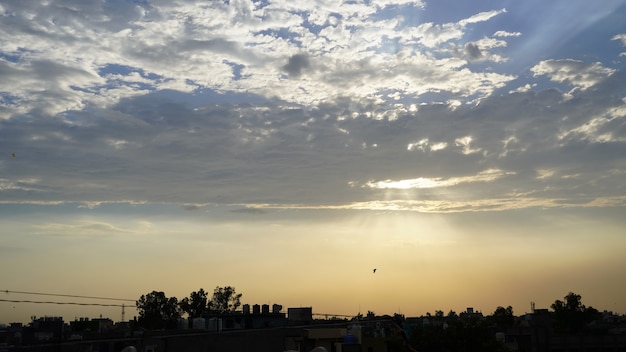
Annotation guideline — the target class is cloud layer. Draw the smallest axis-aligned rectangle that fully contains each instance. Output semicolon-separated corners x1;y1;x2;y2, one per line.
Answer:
1;0;625;213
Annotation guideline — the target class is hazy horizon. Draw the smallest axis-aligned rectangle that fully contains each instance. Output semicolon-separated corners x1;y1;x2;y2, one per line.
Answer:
1;0;625;325
2;205;624;325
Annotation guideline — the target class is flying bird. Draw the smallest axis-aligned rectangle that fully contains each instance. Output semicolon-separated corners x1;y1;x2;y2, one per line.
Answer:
373;268;377;273
11;153;16;157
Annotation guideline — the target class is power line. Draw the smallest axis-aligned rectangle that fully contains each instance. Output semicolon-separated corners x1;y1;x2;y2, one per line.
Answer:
0;299;125;307
2;290;135;302
312;313;354;317
2;290;364;321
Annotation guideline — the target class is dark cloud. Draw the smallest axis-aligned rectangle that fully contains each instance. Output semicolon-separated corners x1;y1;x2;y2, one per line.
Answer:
179;39;259;64
1;69;624;212
230;208;268;215
464;42;483;61
281;54;310;78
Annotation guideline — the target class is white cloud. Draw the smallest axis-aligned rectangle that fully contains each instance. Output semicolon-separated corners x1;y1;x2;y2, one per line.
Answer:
363;168;515;190
612;33;626;46
0;178;42;192
499;135;523;158
493;30;521;37
558;102;626;143
430;142;448;151
455;136;481;155
536;169;556;180
613;34;626;56
371;0;426;8
461;37;508;63
407;139;447;152
407;139;429;151
530;59;616;90
459;9;507;26
0;1;520;119
509;83;535;94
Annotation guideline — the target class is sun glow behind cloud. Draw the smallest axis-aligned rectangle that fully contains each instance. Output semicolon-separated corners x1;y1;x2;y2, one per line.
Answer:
363;169;515;190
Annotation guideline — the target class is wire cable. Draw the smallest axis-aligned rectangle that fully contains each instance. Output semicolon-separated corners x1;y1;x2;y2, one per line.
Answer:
2;289;135;302
0;299;125;307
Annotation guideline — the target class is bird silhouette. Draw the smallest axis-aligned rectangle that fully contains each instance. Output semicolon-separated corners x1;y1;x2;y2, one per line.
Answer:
373;268;377;273
11;153;16;157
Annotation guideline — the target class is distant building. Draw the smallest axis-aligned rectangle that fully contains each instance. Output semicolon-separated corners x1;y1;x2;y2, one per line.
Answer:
288;307;313;325
459;307;483;320
69;317;114;333
191;303;288;331
12;316;65;346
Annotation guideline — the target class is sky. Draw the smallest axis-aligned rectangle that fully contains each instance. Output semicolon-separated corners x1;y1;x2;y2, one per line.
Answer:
1;0;625;324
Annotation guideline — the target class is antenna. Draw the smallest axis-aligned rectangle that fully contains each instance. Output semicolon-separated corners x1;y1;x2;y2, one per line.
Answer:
121;304;125;322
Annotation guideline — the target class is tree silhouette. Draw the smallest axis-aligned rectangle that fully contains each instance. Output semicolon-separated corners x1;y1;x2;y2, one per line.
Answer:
209;286;242;315
180;288;209;318
490;306;514;329
136;291;181;330
551;292;600;334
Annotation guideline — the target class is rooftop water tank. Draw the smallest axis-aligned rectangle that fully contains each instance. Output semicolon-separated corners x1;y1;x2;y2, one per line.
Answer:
192;317;206;330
